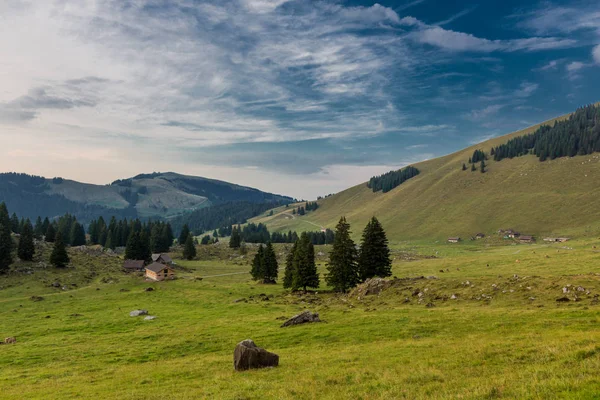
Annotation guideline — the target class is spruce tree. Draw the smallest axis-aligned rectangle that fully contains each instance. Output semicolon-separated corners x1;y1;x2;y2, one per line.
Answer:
201;235;211;245
183;233;197;260
0;202;14;273
250;245;265;281
139;230;152;262
357;217;391;282
125;231;141;260
229;226;241;249
45;223;56;243
471;163;476;171
480;160;486;173
34;216;44;239
292;232;319;291
10;213;20;234
178;224;190;246
283;241;297;289
326;217;359;293
50;232;70;268
17;219;35;261
262;242;278;283
462;163;467;171
70;222;86;246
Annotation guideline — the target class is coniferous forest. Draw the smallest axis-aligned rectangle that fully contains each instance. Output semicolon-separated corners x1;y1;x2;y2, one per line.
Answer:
492;104;600;162
367;166;420;193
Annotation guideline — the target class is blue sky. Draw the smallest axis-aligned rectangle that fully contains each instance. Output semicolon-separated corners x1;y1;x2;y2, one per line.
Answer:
0;0;599;199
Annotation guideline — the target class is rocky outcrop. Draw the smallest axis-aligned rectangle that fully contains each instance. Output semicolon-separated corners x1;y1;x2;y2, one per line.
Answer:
233;339;279;371
280;310;321;327
129;310;148;317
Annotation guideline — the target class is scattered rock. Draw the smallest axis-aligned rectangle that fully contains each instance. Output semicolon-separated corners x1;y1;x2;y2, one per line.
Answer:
144;316;157;321
234;298;247;303
233;339;279;371
280;310;321;327
349;278;391;297
426;302;435;308
562;287;569;294
556;297;570;302
576;286;586;292
144;287;155;292
51;282;61;288
130;309;149;317
30;295;44;302
450;294;458;300
4;337;16;344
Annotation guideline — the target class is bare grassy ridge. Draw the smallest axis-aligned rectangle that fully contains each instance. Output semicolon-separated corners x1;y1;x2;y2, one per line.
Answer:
1;240;600;399
253;112;600;241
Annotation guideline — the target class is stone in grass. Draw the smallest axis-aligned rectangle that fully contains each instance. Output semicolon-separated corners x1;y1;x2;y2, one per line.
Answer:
144;287;155;292
233;339;279;371
4;337;16;344
130;309;149;317
280;310;321;328
144;316;157;321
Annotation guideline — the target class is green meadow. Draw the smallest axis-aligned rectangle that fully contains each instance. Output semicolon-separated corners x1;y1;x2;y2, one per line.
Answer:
2;238;600;399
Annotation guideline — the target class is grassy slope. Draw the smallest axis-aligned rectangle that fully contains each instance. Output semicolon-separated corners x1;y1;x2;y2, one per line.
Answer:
2;239;600;399
254;113;600;242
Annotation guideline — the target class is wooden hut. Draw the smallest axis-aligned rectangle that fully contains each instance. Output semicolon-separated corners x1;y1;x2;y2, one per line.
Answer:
145;262;175;281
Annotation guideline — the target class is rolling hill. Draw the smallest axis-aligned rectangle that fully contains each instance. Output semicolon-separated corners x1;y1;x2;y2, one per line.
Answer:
0;172;292;223
253;106;600;242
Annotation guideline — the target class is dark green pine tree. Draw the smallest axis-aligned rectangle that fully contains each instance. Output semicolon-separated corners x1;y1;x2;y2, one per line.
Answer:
212;230;219;239
17;219;35;261
283;240;297;289
34;216;44;240
250;244;265;281
41;217;50;236
45;223;56;243
326;217;359;293
70;222;87;246
480;160;486;173
0;202;14;273
262;242;279;283
229;226;241;249
10;213;20;234
50;232;70;268
105;229;116;250
471;163;476;172
292;232;319;291
183;233;197;260
125;231;141;260
178;224;190;245
462;163;467;171
357;217;392;282
139;230;152;262
200;235;211;245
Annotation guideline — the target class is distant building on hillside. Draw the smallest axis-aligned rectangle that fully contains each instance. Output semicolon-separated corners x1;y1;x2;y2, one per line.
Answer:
123;260;145;272
145;262;175;281
519;235;534;243
543;237;570;243
152;253;173;265
448;237;460;243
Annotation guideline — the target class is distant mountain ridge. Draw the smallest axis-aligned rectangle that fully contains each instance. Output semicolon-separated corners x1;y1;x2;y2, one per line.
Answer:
0;172;293;223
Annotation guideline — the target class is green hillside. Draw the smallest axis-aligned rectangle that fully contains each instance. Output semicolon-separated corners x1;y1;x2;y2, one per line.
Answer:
253;109;600;242
0;172;292;223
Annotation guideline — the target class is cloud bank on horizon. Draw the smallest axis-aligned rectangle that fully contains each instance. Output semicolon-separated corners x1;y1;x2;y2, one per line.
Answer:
0;0;599;198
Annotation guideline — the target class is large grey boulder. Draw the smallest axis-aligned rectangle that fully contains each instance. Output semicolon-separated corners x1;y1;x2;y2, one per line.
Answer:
280;310;321;327
129;309;148;317
233;339;279;371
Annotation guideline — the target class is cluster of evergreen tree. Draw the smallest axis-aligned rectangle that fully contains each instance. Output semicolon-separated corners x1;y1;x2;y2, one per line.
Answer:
492;104;600;162
171;200;287;236
469;149;487;164
325;216;392;293
89;217;173;253
270;229;335;245
283;232;319;291
367;166;420;193
240;223;271;243
250;242;278;283
305;202;319;212
0;202;71;271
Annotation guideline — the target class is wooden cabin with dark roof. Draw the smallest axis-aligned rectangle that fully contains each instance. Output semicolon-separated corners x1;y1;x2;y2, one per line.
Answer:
152;253;173;265
145;262;175;281
123;260;145;272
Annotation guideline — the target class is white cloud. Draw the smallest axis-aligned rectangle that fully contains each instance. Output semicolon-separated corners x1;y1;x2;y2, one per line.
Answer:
464;105;504;121
567;61;586;72
593;45;600;64
400;19;577;53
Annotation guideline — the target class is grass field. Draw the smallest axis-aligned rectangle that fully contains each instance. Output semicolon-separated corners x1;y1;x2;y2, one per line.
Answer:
251;111;600;243
2;238;600;399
